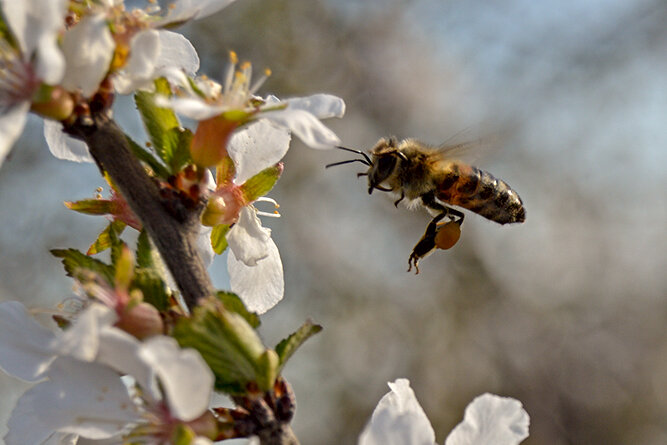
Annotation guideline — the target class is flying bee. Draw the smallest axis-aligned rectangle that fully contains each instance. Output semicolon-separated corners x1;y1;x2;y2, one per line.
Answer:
326;137;526;273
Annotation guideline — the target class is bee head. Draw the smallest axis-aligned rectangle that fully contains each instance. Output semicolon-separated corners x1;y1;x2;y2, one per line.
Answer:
367;137;407;194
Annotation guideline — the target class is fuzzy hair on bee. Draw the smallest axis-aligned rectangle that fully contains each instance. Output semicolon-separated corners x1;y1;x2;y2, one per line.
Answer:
327;136;526;273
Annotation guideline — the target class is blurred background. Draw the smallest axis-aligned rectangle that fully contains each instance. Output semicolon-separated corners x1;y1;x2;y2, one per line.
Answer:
1;0;666;443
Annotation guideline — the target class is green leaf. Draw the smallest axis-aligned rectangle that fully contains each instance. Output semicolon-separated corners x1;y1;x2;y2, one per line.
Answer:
241;163;283;202
87;220;126;255
216;291;260;328
172;297;274;394
275;320;323;372
65;199;114;215
132;269;170;311
135;230;153;268
50;249;114;284
211;224;230;255
134;78;189;174
126;136;171;179
108;226;128;269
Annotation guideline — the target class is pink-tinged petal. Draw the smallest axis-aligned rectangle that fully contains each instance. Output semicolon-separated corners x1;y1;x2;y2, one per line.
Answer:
359;378;436;445
44;120;94;163
228;120;291;185
0;301;56;381
4;358;136;445
138;337;213;422
61;13;114;97
444;394;529;445
158;0;238;26
228;234;284;314
1;0;68;84
226;207;271;266
262;108;341;149
0;102;30;168
284;94;346;119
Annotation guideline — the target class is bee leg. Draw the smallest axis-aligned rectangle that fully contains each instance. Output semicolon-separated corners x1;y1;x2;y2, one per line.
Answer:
394;192;405;207
407;212;448;274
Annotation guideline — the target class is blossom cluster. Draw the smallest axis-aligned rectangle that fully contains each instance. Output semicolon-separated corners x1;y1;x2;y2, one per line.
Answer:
0;0;531;444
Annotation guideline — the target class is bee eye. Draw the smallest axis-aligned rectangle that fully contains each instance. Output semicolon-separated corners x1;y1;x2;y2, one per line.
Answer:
375;155;397;180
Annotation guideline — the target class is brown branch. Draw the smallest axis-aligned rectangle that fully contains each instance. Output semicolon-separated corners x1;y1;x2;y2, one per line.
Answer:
64;112;214;310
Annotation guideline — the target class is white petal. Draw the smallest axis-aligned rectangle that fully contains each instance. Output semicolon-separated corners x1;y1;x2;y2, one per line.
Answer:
43;120;94;163
262;108;341;149
228;120;291;185
228;233;284;314
359;378;436;445
158;0;238;25
163;96;225;121
61;13;115;97
138;336;214;422
226;207;271;266
5;358;136;445
197;224;216;267
2;0;68;84
154;30;200;76
0;301;56;381
283;94;346;119
53;303;116;362
0;102;30;168
444;393;530;445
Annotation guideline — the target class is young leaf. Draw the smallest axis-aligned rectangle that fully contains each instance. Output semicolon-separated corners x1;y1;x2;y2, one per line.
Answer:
275;320;323;372
87;220;126;255
172;296;274;394
50;249;114;284
211;224;230;255
135;229;153;268
65;199;114;215
132;269;170;311
135;78;188;173
241;163;283;202
125;136;171;179
216;291;260;328
166;126;193;173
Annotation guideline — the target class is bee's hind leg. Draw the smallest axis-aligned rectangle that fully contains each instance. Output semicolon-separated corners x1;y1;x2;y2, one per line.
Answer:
407;192;464;274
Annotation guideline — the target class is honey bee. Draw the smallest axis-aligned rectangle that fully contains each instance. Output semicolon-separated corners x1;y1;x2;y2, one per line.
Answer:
327;137;526;273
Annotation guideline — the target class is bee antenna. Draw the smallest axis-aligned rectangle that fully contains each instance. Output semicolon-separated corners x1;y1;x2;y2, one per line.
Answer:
325;159;371;168
334;145;373;165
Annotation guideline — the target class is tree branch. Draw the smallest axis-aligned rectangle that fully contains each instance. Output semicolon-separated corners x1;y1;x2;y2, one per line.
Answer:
65;112;214;310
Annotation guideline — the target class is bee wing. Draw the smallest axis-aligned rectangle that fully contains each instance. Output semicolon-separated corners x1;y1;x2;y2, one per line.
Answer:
437;131;508;163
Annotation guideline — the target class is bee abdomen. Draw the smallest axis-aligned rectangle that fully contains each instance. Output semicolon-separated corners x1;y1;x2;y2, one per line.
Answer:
436;162;525;224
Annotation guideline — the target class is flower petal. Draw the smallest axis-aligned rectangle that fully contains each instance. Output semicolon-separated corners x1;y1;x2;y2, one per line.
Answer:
53;303;116;362
228;232;284;314
228;119;291;185
158;0;238;26
283;94;346;119
0;301;56;381
4;358;136;445
43;120;94;163
0;102;30;168
226;207;271;266
61;13;115;97
2;0;68;84
358;378;436;445
444;393;530;445
137;336;214;422
262;107;341;149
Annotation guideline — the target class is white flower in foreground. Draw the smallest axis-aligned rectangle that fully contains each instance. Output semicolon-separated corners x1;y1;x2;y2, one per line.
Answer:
0;0;69;167
0;301;216;444
359;379;530;445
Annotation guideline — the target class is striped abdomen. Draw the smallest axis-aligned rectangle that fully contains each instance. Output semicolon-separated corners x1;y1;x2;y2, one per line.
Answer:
435;161;526;224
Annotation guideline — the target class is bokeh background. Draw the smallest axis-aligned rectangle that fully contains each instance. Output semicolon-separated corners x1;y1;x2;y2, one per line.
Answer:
1;0;666;444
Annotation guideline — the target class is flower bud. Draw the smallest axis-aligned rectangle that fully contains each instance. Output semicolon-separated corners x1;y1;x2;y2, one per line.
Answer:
115;301;164;339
